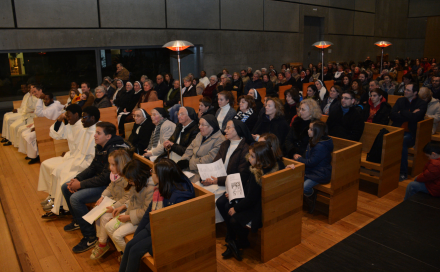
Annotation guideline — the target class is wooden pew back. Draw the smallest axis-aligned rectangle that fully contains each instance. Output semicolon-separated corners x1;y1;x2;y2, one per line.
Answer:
324;80;334;91
34;117;57;162
231;90;238;106
132;154;216;271
397;71;404;82
183;95;203;113
260;158;304;262
409;118;433;176
256;88;266;101
388;95;400;107
359;122;403;154
56;95;70;105
330;137;362;192
124;122;134;140
302;82;314;95
99;106;118;134
13;100;22;110
278;85;292;100
140;100;164;115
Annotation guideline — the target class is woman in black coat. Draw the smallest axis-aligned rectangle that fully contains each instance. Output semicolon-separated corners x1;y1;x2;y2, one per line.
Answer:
128;108;155;154
232;72;244;97
252;97;290;147
160;107;200;160
262;74;275;96
283;88;301;124
321;85;342;115
234;95;258;132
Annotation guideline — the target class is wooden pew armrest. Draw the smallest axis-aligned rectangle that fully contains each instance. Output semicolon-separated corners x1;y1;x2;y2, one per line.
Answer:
361;152;381;171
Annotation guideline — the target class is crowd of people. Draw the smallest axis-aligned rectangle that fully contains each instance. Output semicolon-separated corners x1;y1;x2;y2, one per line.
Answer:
1;57;440;269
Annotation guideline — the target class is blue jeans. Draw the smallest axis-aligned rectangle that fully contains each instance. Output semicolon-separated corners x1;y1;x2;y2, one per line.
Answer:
168;104;181;123
401;132;415;176
404;179;429;200
304;179;319;197
119;228;152;272
61;182;106;237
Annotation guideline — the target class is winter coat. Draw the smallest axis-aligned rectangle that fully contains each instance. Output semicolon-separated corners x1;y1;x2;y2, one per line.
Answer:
154;81;170;101
283;117;312;158
363;98;392;125
327;106;365;141
158;120;199;157
234;110;258;132
232;78;243;97
92;96;112;108
390;97;427;137
320;98;341;116
244;79;263;95
212;139;251;186
252;115;290;146
149;120;176;156
101;176;128;202
76;136;131;189
180;130;226;182
182;85;197;97
114;182;155;225
128;118;155;154
297;136;333;184
426;98;440;134
262;81;275;96
202;82;218;98
164;88;180;108
416;158;440;197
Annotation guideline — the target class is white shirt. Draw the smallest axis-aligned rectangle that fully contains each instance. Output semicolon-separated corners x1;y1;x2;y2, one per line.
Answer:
35;100;65;120
224;139;241;170
200;77;209;88
217;104;231;129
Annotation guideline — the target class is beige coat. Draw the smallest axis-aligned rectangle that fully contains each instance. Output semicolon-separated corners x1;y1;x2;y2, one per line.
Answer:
114;180;155;225
101;176;128;202
427;98;440;134
181;130;226;182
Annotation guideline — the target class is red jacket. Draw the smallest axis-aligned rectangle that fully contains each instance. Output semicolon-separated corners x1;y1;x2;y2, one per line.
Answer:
416;158;440;197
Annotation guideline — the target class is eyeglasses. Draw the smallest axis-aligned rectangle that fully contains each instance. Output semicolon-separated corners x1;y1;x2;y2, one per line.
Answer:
82;115;89;119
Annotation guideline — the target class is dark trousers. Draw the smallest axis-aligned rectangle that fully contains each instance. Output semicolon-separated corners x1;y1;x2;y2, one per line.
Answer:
119;228;152;272
216;194;249;243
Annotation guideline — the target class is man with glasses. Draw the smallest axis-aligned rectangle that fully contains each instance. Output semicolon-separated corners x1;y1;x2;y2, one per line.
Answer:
390;83;428;181
326;90;365;141
154;74;169;100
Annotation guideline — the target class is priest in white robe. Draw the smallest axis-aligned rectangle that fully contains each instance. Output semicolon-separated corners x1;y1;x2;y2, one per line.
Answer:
2;84;31;143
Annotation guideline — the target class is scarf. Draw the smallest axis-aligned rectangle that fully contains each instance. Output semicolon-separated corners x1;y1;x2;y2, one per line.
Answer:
234;108;254;123
323;98;334;115
94;95;105;105
147;118;166;150
151;187;164;211
110;172;119;182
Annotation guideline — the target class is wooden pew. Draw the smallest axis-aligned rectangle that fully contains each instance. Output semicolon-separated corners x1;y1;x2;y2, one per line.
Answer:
312;137;363;224
231;90;238;106
278;85;292;100
397;70;404;82
13;100;22;110
258;158;305;262
324;80;334;91
124;122;134;140
388;95;400;108
432;122;440;142
372;74;380;80
56;95;70;105
183;95;203;113
359;123;404;197
256;88;266;101
124;154;216;272
140;100;164;115
99;106;118;134
34;117;57;163
408;118;434;176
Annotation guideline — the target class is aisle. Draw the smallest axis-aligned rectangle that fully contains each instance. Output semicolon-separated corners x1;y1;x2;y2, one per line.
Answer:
0;143;412;272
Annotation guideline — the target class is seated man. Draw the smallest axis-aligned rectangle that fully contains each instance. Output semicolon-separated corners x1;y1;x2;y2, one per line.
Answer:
5;84;38;146
2;83;31;144
430;74;440;100
41;106;100;217
326;90;365;141
404;142;440;200
113;63;130;81
390;83;427;181
61;122;130;253
18;92;64;164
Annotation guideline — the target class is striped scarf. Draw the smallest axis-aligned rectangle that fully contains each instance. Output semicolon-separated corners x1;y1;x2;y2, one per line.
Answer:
234;108;253;123
147;118;166;150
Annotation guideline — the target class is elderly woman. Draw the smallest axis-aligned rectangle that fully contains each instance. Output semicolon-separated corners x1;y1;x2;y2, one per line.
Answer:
160;107;200;162
128;108;155;154
142;108;176;159
321;85;342;115
177;115;226;183
248;88;264;113
202;75;218;98
252;97;290;146
111;79;124;104
92;86;112;108
198;119;253;223
137;79;158;107
284;99;322;158
193;78;205;95
215;91;236;132
234;95;258;132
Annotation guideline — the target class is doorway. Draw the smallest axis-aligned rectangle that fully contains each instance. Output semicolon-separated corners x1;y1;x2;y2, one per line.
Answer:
303;16;324;66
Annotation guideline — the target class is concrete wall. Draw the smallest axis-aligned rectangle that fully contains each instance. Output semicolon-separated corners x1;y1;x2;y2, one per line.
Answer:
0;0;429;75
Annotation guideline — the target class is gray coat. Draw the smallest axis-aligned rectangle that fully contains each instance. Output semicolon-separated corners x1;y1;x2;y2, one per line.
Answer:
215;106;237;132
427;98;440;134
114;180;155;225
92;96;112;108
181;130;226;182
101;176;128;202
150;119;176;156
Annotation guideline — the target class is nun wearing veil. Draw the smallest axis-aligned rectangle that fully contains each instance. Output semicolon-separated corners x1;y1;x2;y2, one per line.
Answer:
196;119;254;223
128;108;155;154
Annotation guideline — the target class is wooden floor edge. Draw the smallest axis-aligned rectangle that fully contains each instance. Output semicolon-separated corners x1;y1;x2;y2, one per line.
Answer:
0;198;23;272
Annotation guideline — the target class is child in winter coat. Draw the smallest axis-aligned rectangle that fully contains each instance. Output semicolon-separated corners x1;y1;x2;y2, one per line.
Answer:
286;120;333;214
90;149;131;260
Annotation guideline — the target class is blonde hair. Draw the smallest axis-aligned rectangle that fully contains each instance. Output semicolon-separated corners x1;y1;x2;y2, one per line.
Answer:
109;149;132;175
298;99;322;120
266;97;285;117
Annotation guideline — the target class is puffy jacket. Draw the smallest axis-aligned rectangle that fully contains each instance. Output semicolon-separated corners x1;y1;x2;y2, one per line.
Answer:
77;136;131;189
416;158;440;197
297;136;333;184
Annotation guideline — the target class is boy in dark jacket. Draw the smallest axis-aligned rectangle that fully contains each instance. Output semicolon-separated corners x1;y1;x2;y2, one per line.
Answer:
326;91;365;141
62;122;130;253
390;83;428;181
405;143;440;200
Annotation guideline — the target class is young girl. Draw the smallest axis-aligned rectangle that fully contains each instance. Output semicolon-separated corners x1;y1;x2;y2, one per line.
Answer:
119;158;195;272
67;89;80;106
90;149;132;260
105;159;155;259
216;141;279;261
286;120;333;214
